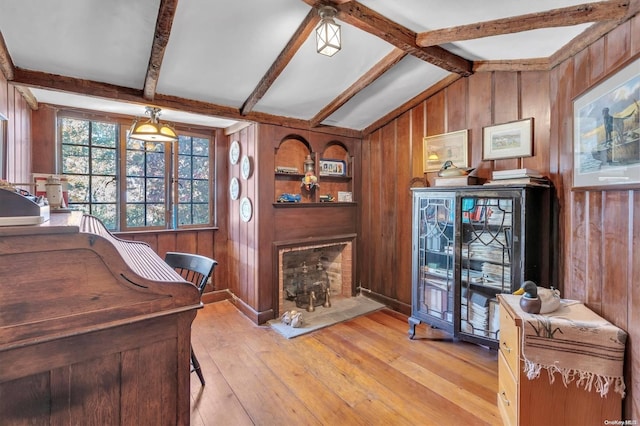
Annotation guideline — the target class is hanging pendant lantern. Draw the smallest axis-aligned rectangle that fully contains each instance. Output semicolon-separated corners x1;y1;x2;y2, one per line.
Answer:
316;6;341;57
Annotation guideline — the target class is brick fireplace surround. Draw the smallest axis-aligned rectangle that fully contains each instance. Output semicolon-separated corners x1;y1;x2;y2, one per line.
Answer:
275;236;354;316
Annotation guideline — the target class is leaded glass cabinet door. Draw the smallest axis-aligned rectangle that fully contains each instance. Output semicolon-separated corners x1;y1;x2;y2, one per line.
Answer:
455;193;521;347
409;189;456;338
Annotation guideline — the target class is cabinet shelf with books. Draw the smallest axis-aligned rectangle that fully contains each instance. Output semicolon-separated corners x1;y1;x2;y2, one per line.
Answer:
409;185;553;348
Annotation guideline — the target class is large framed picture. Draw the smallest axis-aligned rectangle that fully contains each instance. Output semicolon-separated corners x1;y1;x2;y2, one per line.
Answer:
423;129;469;172
482;118;533;160
573;57;640;189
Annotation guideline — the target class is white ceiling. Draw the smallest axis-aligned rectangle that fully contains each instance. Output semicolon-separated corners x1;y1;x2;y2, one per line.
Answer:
0;0;600;131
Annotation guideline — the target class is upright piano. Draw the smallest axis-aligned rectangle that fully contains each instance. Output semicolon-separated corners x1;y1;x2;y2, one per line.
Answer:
0;212;201;425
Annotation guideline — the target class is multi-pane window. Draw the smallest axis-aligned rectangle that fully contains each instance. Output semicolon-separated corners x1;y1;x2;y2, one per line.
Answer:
177;135;211;226
61;118;118;229
125;139;168;228
60;115;213;231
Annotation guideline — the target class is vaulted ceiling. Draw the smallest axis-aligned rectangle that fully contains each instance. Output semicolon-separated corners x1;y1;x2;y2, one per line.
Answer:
0;0;636;135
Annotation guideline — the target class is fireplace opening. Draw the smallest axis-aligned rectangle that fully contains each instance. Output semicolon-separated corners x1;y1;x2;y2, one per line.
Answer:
277;240;352;316
285;260;331;310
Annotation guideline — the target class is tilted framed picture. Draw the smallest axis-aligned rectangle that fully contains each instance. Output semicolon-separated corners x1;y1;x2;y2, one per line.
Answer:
482;118;533;160
423;129;469;172
572;57;640;190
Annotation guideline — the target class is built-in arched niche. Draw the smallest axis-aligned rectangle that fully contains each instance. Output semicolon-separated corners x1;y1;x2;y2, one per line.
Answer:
274;134;314;202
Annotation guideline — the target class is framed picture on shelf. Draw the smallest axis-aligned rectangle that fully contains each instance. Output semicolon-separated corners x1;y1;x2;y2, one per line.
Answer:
319;159;346;176
337;191;352;202
482;118;533;160
572;57;640;189
423;129;469;172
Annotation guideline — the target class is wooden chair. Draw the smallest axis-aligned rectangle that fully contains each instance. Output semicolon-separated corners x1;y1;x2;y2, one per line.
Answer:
164;251;218;386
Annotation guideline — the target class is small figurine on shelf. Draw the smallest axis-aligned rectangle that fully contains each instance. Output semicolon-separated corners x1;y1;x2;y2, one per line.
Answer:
301;172;318;191
301;155;318;192
277;193;302;203
438;160;474;177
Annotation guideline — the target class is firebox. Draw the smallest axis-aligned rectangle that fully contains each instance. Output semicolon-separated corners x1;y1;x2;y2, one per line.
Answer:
285;260;331;310
276;237;354;316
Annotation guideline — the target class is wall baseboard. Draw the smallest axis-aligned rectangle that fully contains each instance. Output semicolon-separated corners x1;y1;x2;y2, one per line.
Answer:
358;286;411;317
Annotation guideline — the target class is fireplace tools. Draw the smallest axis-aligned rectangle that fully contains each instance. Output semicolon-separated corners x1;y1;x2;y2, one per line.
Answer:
286;260;332;312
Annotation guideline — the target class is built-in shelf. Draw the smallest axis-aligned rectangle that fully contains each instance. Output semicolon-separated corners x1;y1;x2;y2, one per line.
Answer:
318;175;352;182
275;172;305;179
274;136;354;204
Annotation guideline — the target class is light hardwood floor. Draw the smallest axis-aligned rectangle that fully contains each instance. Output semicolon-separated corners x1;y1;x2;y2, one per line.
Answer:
190;300;501;426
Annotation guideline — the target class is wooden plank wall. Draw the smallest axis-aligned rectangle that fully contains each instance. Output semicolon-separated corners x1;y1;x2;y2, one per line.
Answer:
360;70;551;313
360;15;639;420
0;73;31;184
226;123;259;314
551;18;639;419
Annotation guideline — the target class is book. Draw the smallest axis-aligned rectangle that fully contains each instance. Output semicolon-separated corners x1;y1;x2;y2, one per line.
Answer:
434;175;480;187
484;176;550;186
492;168;543;180
492;168;541;177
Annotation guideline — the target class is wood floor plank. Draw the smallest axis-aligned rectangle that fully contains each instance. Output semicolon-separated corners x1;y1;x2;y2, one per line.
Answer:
315;325;493;425
343;315;499;403
367;310;498;372
390;356;502;424
190;301;501;425
213;342;321;425
354;312;499;381
240;328;371;425
188;347;253;425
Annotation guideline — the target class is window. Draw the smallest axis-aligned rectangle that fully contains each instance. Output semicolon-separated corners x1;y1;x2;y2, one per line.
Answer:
176;136;211;226
61;118;118;229
124;138;168;228
60;115;214;231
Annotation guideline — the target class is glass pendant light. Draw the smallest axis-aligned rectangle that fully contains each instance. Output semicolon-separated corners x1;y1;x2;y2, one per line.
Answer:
129;106;178;142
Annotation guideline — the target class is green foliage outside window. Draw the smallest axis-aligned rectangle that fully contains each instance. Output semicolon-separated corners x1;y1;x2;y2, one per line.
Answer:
177;136;210;226
61;118;118;229
125;139;167;228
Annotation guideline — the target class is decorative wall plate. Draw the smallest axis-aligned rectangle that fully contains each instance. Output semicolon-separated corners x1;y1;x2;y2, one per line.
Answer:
229;140;240;165
229;177;240;200
240;197;252;222
241;155;252;180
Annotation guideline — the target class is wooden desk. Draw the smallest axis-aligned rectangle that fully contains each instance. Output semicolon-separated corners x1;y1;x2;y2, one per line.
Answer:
0;212;201;424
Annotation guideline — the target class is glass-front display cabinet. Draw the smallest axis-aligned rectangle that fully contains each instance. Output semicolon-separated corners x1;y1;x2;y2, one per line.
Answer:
409;185;552;348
